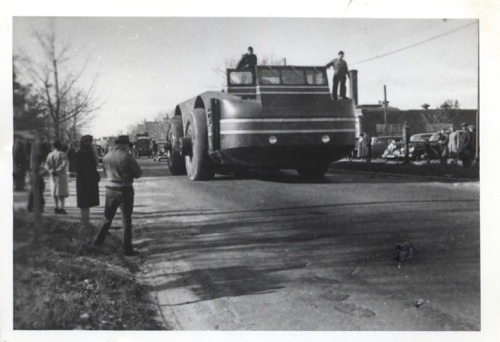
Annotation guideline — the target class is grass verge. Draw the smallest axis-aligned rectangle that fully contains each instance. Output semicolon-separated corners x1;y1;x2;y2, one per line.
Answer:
13;211;168;330
331;160;479;180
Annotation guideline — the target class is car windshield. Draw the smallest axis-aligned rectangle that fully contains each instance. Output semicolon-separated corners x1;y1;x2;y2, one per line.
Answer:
135;139;150;148
429;133;442;142
229;71;254;85
372;138;388;145
410;134;432;142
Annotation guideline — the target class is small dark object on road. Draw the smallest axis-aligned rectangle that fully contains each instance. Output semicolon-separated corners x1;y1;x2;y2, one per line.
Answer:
415;299;425;308
393;241;413;262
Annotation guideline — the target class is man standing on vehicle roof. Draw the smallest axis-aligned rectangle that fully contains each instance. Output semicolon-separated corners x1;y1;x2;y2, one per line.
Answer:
92;135;142;256
236;46;257;70
326;51;350;100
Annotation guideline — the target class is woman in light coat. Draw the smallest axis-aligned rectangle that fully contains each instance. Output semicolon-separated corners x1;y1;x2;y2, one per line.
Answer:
45;140;69;214
447;125;459;164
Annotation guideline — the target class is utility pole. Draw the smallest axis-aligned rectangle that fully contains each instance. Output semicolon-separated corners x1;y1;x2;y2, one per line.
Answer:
383;85;388;136
379;85;389;136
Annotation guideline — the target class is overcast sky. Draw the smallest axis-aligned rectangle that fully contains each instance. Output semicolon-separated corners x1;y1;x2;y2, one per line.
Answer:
12;17;478;138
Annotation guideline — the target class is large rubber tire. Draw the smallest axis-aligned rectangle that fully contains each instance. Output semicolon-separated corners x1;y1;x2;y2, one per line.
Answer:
184;109;215;181
296;162;329;178
166;116;187;175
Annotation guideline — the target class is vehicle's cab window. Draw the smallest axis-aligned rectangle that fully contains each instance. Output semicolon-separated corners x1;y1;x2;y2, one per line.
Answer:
282;69;305;85
306;69;327;85
229;71;254;85
260;69;281;85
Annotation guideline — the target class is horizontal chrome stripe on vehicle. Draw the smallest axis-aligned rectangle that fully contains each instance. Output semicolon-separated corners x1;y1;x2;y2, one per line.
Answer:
258;92;331;95
259;85;329;89
220;129;356;134
229;86;329;89
230;92;332;96
220;118;356;123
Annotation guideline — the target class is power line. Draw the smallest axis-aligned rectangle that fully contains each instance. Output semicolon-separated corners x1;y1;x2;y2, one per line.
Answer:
351;21;477;66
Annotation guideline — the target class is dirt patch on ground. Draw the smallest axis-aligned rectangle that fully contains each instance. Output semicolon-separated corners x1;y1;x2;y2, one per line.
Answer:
13;211;168;330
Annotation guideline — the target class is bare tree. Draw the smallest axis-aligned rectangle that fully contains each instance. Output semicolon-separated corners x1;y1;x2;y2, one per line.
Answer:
15;23;103;141
126;123;144;137
439;99;461;110
13;63;51;137
60;88;98;141
420;100;461;132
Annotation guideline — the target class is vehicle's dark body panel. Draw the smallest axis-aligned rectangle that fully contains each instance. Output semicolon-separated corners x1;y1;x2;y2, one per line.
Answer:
134;137;151;158
169;66;357;170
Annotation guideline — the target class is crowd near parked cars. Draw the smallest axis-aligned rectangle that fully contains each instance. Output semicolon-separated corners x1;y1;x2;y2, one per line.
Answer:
390;124;475;166
352;122;477;167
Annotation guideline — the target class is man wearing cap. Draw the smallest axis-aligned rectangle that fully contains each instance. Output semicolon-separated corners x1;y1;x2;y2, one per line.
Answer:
326;51;350;100
458;122;474;168
236;46;258;70
92;135;142;256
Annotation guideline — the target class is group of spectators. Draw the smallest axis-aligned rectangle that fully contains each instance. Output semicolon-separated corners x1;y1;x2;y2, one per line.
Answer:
14;136;101;220
435;122;476;167
14;135;143;256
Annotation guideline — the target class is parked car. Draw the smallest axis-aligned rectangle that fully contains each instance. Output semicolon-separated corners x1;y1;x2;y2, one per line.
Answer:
396;131;465;161
153;141;168;161
371;136;404;158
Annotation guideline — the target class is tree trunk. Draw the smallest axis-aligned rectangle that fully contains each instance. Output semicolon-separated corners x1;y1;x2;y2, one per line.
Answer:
30;141;42;246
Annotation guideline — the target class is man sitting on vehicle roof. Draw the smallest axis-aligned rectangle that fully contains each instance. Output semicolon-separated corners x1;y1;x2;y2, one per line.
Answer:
236;46;257;70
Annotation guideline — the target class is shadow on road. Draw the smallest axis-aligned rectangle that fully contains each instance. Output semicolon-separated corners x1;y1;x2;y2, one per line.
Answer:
153;265;290;306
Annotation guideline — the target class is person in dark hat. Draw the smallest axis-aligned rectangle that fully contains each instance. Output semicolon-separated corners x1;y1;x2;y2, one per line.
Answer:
458;122;474;167
326;50;350;100
75;135;100;227
92;135;142;255
236;46;258;70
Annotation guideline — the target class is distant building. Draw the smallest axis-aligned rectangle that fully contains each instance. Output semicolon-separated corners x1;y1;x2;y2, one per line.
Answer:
136;120;169;142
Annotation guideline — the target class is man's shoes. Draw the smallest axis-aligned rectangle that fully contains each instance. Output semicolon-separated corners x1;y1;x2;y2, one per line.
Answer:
55;208;61;214
59;208;68;215
124;249;139;256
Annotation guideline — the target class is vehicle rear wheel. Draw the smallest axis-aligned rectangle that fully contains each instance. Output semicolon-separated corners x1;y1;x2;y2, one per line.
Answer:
166;116;187;175
296;162;329;178
184;109;215;181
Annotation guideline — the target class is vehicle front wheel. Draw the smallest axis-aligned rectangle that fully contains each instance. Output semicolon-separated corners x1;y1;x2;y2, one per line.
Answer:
184;109;215;181
166;116;187;175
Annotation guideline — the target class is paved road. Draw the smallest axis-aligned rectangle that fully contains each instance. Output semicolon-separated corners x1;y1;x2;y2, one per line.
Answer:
14;159;480;330
132;159;480;331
